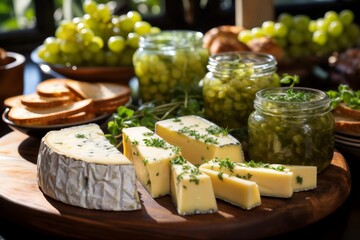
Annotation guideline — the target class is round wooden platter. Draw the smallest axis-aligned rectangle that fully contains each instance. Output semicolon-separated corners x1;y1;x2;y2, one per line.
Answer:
0;131;351;240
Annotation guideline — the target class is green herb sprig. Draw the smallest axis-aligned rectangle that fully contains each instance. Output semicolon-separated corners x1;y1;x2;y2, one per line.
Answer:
105;90;204;148
326;84;360;110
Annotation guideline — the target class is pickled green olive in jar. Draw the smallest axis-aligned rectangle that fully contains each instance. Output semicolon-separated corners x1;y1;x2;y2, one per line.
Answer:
248;87;335;172
133;30;209;103
202;51;279;129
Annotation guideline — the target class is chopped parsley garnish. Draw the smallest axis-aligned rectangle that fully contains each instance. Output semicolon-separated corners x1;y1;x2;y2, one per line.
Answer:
296;176;303;185
143;138;168;149
75;133;86;138
264;88;314;102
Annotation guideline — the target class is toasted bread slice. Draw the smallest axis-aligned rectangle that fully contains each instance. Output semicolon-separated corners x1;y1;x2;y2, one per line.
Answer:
333;111;360;134
37;78;73;97
20;93;73;108
65;79;131;104
91;96;130;114
4;95;24;108
46;111;96;125
8;99;93;125
334;103;360;121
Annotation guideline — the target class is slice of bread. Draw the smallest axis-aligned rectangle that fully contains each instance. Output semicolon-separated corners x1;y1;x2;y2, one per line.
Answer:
37;78;73;97
3;95;24;108
8;99;93;125
333;103;360;134
65;79;131;104
46;111;96;125
20;93;73;108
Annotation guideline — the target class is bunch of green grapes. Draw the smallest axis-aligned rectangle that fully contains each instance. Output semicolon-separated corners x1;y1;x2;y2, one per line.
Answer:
238;9;360;59
37;0;160;67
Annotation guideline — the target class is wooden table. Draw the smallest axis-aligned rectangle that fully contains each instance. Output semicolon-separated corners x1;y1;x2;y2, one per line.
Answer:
0;131;352;239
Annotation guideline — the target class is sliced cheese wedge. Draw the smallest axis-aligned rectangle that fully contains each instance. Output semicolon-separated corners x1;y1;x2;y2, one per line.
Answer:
199;167;261;210
122;126;181;198
170;156;218;215
37;123;141;211
155;115;244;166
200;158;294;198
284;165;317;192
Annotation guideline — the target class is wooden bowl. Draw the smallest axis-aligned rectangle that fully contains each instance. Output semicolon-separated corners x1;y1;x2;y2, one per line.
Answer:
31;47;135;84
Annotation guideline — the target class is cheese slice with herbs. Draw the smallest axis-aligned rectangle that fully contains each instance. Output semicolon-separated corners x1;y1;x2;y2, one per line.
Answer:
200;158;294;198
284;165;317;192
170;156;218;215
37;123;141;211
155;115;244;166
122;126;181;198
199;167;261;210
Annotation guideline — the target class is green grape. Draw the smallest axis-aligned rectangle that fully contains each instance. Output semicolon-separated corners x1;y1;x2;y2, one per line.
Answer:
127;32;140;48
278;12;293;27
274;22;288;37
339;9;354;26
119;14;134;33
287;29;303;45
62;53;83;66
93;50;106;65
251;27;263;38
55;25;75;40
261;21;275;37
97;3;111;23
79;28;95;44
81;50;93;62
83;0;97;15
238;29;253;43
127;11;142;23
60;40;79;54
308;20;317;32
83;14;98;30
108;36;125;53
150;26;161;34
134;21;152;35
324;11;339;22
293;15;310;32
316;18;329;32
43;37;60;55
328;20;343;37
275;37;287;48
312;30;327;45
105;51;119;66
345;23;360;44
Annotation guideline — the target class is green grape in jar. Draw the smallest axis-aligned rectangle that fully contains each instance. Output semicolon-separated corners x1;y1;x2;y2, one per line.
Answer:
202;52;279;129
133;31;209;103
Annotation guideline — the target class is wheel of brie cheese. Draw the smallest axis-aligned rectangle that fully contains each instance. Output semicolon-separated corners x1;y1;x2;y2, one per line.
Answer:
37;123;141;211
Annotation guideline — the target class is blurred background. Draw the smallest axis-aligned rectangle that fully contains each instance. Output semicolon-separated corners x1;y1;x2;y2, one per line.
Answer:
1;0;359;53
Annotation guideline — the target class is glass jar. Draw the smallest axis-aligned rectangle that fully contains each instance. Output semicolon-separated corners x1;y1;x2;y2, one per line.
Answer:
248;87;335;172
133;30;209;103
202;51;279;129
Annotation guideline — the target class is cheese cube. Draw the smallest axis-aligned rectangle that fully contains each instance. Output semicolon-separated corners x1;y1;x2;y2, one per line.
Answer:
199;167;261;210
170;156;218;215
122;126;181;198
155;115;244;166
201;158;294;198
285;165;317;192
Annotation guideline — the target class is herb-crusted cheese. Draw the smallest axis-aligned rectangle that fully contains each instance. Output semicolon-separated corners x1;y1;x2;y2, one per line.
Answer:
37;123;141;211
122;126;180;198
155;115;244;166
199;167;261;210
200;158;294;198
170;156;217;215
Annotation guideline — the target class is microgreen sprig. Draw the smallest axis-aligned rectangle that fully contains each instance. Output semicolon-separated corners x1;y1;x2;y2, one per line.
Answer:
326;84;360;110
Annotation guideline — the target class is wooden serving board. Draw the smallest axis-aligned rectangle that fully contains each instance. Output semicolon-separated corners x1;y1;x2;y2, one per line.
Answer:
0;131;351;240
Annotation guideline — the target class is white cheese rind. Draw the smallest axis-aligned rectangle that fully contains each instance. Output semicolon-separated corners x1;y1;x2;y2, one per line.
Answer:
37;123;141;211
284;165;317;192
201;160;294;198
122;126;180;198
155;115;244;166
170;156;218;215
199;167;261;210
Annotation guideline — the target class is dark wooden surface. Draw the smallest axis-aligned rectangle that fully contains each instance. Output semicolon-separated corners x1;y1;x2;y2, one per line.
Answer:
0;129;351;240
